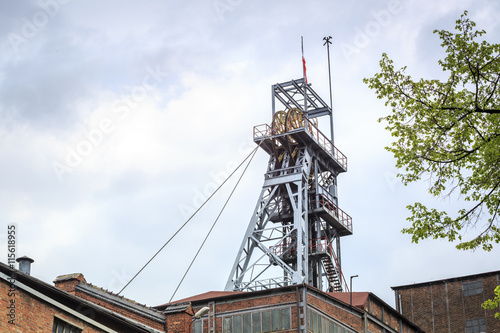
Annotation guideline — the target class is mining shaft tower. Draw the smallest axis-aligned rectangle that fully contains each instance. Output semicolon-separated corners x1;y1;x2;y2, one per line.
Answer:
226;78;352;294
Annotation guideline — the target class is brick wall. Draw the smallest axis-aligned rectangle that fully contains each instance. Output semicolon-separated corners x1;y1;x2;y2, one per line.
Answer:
364;297;421;333
308;293;363;332
165;311;193;333
183;287;422;333
395;273;500;333
54;275;166;331
0;278;104;333
191;290;300;332
483;275;500;333
53;273;86;295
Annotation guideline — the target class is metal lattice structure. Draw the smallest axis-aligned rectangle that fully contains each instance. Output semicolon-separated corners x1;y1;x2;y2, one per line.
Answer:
225;79;352;296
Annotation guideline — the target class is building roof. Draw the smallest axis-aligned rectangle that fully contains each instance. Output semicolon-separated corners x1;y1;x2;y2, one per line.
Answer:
54;271;164;322
154;285;366;315
154;284;423;332
154;290;244;310
391;269;500;290
173;291;244;303
162;302;192;315
327;291;370;310
0;261;163;333
76;282;165;323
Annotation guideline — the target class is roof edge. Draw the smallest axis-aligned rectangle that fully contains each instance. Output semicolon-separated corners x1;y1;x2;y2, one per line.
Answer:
392;269;500;290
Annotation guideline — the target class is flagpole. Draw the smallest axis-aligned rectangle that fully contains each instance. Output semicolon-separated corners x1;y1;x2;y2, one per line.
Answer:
323;36;334;145
301;36;307;117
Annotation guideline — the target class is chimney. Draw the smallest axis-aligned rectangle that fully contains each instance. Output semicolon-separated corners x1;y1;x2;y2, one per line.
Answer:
54;273;86;294
16;256;34;275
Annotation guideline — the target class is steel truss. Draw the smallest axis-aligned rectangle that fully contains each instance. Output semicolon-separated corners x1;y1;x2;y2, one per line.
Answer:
226;79;352;296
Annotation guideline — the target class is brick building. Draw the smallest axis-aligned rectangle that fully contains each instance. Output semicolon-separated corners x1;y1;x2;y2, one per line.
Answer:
392;270;500;333
54;273;167;331
154;285;423;333
0;260;165;332
1;258;423;332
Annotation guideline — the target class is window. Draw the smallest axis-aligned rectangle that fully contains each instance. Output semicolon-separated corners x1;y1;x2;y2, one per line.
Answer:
52;317;82;333
308;309;354;333
252;312;261;333
462;280;483;296
193;319;203;333
223;307;291;333
225;317;233;333
466;318;486;333
234;315;242;333
243;313;252;332
281;308;290;330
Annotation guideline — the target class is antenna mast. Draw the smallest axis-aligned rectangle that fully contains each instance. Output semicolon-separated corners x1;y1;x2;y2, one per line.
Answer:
323;36;334;146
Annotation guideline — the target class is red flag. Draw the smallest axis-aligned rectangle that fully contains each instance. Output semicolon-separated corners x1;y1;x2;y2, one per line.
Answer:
302;55;307;84
301;36;307;84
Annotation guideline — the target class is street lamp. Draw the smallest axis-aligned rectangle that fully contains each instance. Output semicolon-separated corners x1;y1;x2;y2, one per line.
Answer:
350;275;359;307
190;307;210;332
194;307;210;319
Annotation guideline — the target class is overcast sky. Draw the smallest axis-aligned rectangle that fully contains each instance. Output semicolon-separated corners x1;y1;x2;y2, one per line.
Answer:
1;0;499;308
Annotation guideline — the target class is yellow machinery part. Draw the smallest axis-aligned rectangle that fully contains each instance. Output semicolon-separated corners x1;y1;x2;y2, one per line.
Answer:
285;108;304;132
272;111;287;135
285;108;303;145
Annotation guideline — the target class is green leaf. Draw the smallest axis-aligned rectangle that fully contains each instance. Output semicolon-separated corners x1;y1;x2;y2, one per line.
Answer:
364;10;500;252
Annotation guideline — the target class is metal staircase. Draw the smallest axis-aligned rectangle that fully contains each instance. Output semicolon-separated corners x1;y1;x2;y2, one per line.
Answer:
322;257;341;292
320;246;343;292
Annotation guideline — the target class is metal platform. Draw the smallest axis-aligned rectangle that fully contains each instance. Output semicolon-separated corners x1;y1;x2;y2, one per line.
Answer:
269;193;353;236
253;118;347;174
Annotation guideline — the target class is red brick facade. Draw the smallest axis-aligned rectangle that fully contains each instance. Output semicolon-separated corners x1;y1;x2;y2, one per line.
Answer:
326;292;422;333
54;274;166;331
308;292;363;332
393;271;500;333
0;263;166;332
53;273;86;295
165;309;194;333
1;260;424;333
156;286;423;333
0;271;118;332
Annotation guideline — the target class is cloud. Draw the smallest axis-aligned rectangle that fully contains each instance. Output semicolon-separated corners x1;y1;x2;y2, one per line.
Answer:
1;0;500;308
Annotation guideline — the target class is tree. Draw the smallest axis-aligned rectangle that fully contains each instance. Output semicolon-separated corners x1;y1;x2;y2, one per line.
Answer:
364;11;500;318
363;11;500;252
483;285;500;319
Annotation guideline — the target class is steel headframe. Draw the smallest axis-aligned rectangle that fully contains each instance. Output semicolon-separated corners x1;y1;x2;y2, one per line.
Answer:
226;79;352;295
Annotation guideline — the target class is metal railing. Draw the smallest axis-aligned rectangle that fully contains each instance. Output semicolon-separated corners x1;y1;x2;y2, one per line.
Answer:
272;237;296;257
309;194;353;233
270;237;349;292
253;118;347;170
309;237;349;292
253;123;272;138
235;276;294;291
303;118;347;170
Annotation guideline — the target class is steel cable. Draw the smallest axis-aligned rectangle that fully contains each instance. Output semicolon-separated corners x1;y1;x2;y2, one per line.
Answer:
118;143;261;296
